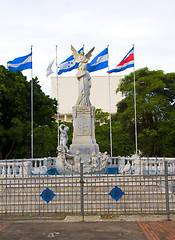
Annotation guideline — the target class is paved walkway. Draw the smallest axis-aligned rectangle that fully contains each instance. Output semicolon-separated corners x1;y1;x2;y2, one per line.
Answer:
0;217;175;240
138;221;175;240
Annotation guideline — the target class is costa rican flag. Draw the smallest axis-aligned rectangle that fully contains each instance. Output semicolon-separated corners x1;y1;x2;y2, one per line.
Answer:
108;46;134;73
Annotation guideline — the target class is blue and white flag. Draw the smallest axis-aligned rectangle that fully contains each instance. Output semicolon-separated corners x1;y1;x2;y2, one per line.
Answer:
58;47;84;75
7;52;32;72
87;48;108;73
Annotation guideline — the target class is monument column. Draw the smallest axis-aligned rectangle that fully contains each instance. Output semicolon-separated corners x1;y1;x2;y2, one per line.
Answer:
70;105;99;163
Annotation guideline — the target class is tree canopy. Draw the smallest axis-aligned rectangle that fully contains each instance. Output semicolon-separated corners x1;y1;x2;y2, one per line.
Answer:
0;65;57;159
95;109;133;157
114;67;175;157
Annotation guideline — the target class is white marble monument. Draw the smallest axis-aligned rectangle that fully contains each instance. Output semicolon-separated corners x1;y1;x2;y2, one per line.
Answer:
56;45;109;174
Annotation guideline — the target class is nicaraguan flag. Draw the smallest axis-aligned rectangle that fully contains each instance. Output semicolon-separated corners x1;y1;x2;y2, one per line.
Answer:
46;59;55;77
108;46;134;73
87;48;108;73
7;52;32;72
58;47;84;75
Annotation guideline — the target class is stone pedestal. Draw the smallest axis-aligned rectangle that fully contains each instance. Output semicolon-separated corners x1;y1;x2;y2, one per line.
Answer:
69;105;99;163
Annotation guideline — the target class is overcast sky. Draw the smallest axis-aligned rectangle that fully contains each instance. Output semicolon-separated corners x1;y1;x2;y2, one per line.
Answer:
0;0;174;96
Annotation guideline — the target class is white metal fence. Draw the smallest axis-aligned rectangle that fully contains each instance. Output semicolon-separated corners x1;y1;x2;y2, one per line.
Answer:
0;159;174;219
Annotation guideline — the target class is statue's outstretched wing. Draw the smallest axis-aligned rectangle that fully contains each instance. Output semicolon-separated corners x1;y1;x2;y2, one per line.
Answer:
71;45;80;62
85;47;95;60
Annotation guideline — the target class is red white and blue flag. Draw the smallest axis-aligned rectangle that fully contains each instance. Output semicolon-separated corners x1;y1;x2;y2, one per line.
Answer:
108;46;134;74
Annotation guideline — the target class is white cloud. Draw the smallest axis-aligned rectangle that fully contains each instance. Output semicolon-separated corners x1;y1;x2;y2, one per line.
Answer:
0;0;175;95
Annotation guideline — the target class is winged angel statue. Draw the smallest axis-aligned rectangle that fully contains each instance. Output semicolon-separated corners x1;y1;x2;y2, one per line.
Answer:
71;45;95;106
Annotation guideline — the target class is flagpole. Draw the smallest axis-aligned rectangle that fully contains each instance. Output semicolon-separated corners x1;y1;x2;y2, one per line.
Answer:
107;45;113;158
31;45;33;159
56;45;59;146
133;44;138;156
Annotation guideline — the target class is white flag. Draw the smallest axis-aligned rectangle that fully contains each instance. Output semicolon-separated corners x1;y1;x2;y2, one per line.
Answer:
46;59;55;77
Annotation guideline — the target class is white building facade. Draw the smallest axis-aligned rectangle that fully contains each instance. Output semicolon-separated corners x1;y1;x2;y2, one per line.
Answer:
51;75;123;122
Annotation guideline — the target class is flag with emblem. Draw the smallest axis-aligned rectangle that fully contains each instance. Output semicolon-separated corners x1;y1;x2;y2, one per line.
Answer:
58;47;84;75
46;59;55;77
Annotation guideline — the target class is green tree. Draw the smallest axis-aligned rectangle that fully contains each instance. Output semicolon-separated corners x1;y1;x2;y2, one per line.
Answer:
95;109;133;156
33;124;57;157
0;65;57;159
114;67;175;156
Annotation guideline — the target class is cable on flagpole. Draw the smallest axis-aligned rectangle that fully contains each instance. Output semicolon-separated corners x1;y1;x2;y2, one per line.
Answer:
31;45;33;159
107;45;113;158
56;45;59;146
133;44;138;156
